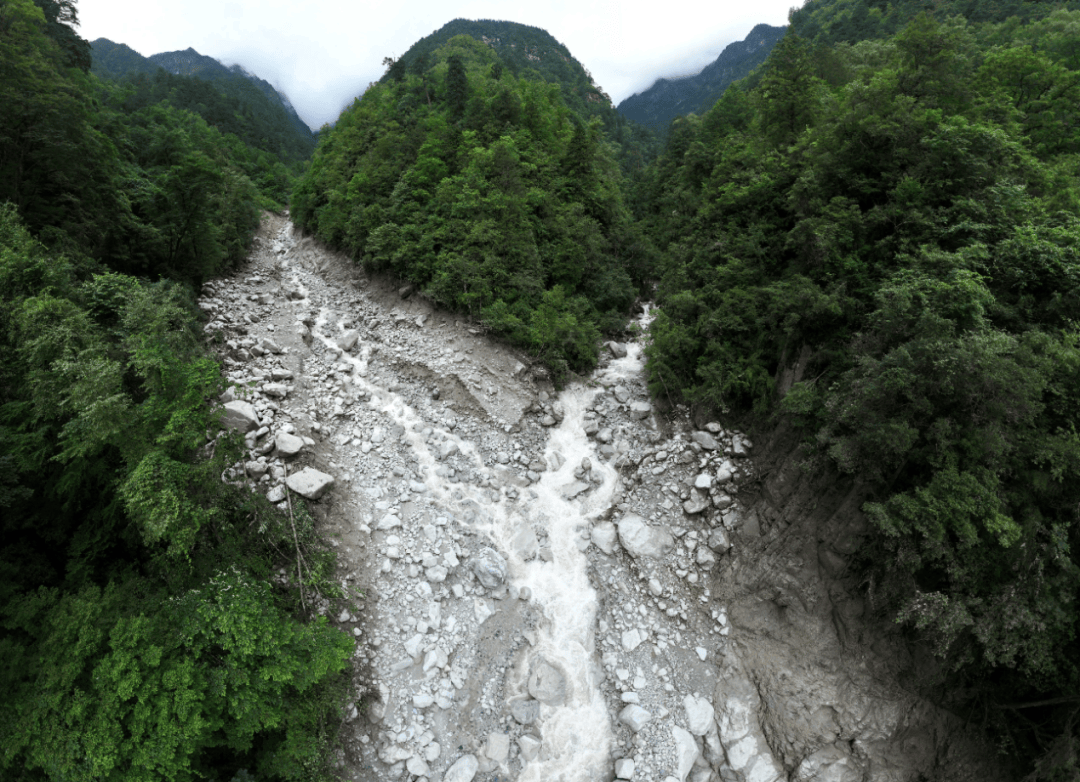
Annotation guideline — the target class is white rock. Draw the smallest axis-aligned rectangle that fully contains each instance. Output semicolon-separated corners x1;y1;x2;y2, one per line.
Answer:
221;400;259;432
376;514;402;530
518;735;541;762
266;485;286;503
607;341;628;358
672;726;700;782
618;514;674;559
274;431;305;456
615;757;636;779
591;521;618;554
683;695;716;736
622;628;644;652
692;431;719;450
629;401;652;420
485;732;510;762
284;467;334;500
443;754;479;782
412;693;434;708
619;704;652;732
263;383;288;398
511;698;541;725
696;547;717;566
471;547;507;589
405;756;430;777
337;330;359;351
694;473;713;490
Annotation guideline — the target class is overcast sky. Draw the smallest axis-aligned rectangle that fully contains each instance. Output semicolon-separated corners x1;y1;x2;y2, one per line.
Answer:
77;0;799;130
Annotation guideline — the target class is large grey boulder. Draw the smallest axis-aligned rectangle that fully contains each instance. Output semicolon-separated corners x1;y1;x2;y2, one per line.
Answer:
606;341;628;358
337;330;359;351
285;468;335;500
471;547;507;589
629;401;652;420
221;400;259;433
511;698;541;725
274;431;305;456
528;658;568;705
443;754;479;782
692;431;719;450
618;514;674;559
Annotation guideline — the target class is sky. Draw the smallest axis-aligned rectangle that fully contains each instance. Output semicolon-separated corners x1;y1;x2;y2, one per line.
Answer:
76;0;800;130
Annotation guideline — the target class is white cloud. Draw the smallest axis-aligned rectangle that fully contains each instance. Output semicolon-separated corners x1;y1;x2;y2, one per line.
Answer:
77;0;796;129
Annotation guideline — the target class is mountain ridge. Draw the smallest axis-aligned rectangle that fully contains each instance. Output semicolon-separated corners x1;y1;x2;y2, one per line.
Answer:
91;38;313;137
617;23;786;131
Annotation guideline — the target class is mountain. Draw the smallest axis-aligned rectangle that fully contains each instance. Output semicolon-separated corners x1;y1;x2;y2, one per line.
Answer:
383;18;658;170
91;38;313;143
617;24;786;131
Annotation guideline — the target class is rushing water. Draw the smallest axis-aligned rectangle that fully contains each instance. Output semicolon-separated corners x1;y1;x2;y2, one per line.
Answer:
283;227;651;780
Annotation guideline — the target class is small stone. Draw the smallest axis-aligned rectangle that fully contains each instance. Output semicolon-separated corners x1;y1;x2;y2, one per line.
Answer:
696;547;716;566
266;485;286;503
694;473;713;490
615;757;636;779
622;628;644;651
683;493;709;515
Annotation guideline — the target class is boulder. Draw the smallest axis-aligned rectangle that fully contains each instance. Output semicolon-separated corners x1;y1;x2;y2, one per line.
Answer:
692;431;719;450
672;726;700;782
285;468;335;500
606;341;628;358
337;330;359;351
684;695;716;736
619;704;652;732
615;757;636;779
511;698;541;725
618;514;674;559
528;658;568;705
518;735;541;762
629;401;652;420
221;400;259;432
485;732;510;762
472;547;507;589
591;521;618;555
683;492;709;515
443;754;479;782
274;431;305;456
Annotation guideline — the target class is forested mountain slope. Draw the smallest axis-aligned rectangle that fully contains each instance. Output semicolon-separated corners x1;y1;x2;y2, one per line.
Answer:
91;38;316;163
617;24;786;132
294;27;658;379
1;3;352;779
382;18;658;169
635;6;1080;777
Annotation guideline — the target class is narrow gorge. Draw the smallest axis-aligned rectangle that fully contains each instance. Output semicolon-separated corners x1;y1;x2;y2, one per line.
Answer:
200;214;1001;782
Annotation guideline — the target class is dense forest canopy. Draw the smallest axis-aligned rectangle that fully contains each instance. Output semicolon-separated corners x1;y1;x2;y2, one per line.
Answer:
1;1;352;779
294;28;659;380
634;3;1080;777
